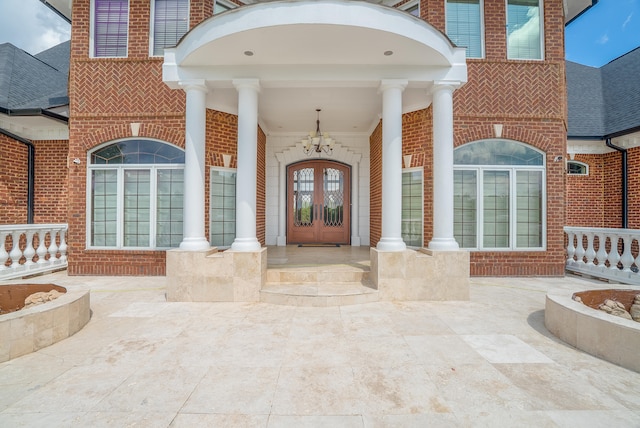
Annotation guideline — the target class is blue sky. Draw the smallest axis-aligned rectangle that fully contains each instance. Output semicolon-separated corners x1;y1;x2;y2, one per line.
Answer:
566;0;640;67
0;0;638;68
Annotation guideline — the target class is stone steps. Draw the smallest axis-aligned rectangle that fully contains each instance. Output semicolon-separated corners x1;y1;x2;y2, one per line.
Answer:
260;281;379;307
263;262;376;306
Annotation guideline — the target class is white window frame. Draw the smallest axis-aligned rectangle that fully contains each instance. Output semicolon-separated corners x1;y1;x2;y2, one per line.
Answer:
86;139;185;250
214;0;237;14
567;160;589;175
445;0;485;59
90;0;130;58
398;0;420;17
209;166;237;249
149;0;191;57
454;141;547;251
505;0;544;60
401;167;424;248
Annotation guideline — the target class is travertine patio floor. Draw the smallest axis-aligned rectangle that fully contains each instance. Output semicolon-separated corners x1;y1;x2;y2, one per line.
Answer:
1;255;640;427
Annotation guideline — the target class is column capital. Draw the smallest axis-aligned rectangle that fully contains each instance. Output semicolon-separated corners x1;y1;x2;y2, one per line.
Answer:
379;79;408;93
178;79;208;93
233;78;261;92
432;80;462;93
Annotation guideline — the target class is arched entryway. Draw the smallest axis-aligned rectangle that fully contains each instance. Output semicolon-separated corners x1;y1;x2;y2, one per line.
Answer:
287;160;350;245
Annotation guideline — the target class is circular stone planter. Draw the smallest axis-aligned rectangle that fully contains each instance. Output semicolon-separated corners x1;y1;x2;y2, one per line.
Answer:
545;289;640;372
0;284;90;363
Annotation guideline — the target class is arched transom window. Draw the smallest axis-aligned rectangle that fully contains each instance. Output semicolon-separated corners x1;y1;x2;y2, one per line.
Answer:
454;139;546;250
88;139;185;249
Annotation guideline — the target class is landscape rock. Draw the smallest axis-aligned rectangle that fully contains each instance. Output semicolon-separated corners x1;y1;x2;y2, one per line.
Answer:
630;294;640;322
24;290;62;309
598;299;633;320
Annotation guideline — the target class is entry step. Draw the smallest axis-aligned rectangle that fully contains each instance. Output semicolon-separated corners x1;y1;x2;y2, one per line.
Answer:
260;282;379;307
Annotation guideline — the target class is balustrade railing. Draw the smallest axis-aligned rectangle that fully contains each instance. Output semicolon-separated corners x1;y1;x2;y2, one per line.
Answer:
564;226;640;285
0;224;68;281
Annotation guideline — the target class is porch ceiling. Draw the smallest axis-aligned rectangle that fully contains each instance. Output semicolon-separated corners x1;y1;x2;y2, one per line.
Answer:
164;0;467;135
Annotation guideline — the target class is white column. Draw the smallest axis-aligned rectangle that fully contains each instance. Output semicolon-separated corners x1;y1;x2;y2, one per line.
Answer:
179;80;210;250
351;160;361;246
429;81;460;251
276;153;287;246
231;79;261;252
377;80;407;252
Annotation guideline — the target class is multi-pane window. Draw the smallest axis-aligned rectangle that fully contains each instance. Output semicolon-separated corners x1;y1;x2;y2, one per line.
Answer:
89;139;185;249
151;0;189;56
210;168;236;248
92;0;129;57
507;0;543;60
454;139;545;250
446;0;483;58
402;169;423;247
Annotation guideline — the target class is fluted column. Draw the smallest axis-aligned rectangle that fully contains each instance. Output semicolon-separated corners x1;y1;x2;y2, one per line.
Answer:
276;153;287;246
429;81;460;251
179;80;210;250
231;79;261;252
377;79;407;252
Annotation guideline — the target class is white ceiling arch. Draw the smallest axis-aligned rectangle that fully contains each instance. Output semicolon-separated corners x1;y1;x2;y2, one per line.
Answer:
163;0;467;135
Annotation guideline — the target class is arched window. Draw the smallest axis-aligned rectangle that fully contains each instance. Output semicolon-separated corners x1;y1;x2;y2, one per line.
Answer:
567;161;588;175
88;139;184;249
454;139;546;250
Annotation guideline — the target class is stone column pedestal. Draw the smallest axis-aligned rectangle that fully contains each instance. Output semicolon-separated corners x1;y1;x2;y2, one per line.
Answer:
166;247;266;302
370;247;469;301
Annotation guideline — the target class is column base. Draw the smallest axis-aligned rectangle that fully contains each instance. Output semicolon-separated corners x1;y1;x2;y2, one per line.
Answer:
370;247;469;301
376;237;406;252
166;247;266;302
231;238;261;252
179;237;211;251
276;236;287;246
428;238;460;251
351;236;361;246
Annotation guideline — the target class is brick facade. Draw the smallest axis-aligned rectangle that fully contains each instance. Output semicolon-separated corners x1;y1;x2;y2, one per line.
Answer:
369;0;568;276
0;134;29;224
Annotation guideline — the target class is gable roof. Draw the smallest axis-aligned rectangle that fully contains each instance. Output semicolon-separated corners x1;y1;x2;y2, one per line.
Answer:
567;46;640;138
0;41;69;112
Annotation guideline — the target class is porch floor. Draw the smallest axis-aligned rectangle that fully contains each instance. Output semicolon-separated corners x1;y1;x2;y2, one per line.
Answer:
2;272;640;426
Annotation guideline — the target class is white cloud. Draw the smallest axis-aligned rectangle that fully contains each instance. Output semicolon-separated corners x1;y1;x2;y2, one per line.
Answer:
622;13;633;29
507;7;540;58
0;0;70;54
597;33;610;44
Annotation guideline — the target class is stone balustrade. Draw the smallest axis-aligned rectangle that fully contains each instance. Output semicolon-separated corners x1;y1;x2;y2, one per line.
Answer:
565;226;640;285
0;224;68;281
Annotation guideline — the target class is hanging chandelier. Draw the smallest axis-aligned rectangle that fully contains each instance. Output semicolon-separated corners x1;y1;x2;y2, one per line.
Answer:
302;109;335;156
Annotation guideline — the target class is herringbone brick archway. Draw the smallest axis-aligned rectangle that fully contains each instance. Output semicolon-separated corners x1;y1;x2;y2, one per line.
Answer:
453;124;553;153
77;122;186;153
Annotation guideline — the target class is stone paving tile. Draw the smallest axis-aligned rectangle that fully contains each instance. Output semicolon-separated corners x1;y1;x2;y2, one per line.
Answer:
1;272;640;427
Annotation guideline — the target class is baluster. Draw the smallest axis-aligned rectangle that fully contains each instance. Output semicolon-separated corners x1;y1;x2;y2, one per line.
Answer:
566;231;576;263
574;232;586;265
48;229;59;262
0;231;9;271
36;229;48;264
620;234;634;272
608;234;621;270
595;232;608;270
9;230;23;269
23;230;36;266
585;232;596;266
634;237;640;274
58;228;67;263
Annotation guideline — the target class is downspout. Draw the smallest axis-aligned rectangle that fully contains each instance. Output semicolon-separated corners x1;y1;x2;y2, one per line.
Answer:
0;128;35;224
605;138;628;229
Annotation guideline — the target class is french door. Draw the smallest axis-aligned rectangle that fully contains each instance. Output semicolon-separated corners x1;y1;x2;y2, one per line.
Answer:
287;160;350;244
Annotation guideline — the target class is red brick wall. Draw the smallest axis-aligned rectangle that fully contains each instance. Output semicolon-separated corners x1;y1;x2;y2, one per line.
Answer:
369;122;382;246
370;0;567;276
33;140;69;224
67;0;268;275
566;148;640;230
0;134;28;224
257;126;266;246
